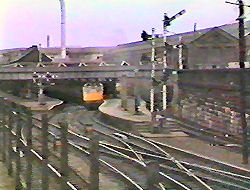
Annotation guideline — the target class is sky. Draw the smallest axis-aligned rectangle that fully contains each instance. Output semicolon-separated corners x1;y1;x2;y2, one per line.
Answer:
0;0;249;50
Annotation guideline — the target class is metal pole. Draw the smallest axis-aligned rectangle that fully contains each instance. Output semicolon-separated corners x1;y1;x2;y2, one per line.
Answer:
150;28;156;114
163;13;168;69
162;14;168;111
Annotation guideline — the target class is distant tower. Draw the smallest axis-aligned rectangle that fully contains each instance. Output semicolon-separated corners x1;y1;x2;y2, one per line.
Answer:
47;35;50;47
59;0;66;59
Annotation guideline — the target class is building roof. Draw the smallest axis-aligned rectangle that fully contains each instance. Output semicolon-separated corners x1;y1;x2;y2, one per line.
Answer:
115;20;250;49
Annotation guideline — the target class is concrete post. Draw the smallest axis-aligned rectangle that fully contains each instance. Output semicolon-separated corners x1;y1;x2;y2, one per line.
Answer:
89;133;99;190
41;113;49;190
59;121;69;190
15;110;22;190
26;111;33;190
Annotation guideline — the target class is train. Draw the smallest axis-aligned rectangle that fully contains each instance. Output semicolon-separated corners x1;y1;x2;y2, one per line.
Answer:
82;83;104;103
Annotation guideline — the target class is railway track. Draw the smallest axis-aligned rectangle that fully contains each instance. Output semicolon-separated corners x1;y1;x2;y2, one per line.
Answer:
27;114;193;189
26;115;146;189
23;111;250;190
91;115;250;189
164;116;249;151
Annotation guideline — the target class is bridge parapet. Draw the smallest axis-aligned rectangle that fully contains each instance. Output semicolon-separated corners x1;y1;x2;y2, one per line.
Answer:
0;64;171;81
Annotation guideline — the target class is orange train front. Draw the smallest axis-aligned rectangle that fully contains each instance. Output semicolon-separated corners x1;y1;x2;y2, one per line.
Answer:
82;83;104;103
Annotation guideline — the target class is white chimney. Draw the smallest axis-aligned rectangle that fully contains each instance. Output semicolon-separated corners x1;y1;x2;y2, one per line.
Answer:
59;0;66;58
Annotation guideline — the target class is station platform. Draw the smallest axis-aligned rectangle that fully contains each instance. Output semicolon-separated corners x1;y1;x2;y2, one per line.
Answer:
99;99;250;171
99;99;151;122
0;91;63;111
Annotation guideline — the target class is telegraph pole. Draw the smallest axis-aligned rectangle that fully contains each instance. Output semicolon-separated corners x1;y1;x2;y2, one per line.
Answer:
237;0;246;68
226;0;249;164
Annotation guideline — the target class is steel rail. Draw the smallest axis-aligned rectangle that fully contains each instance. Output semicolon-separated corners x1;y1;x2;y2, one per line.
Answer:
181;162;250;182
149;138;250;175
32;118;146;167
92;117;249;175
86;124;146;166
30;113;248;189
69;142;144;190
20;112;229;189
70;139;191;190
160;164;250;190
92;117;214;190
96;142;250;187
33;116;191;189
19;120;144;189
44;117;207;189
159;172;192;190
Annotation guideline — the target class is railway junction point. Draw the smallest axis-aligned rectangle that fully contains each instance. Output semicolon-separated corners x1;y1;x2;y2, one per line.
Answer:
99;98;250;171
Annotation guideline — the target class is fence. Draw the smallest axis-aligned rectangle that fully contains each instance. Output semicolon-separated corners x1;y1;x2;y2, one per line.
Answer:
0;97;95;190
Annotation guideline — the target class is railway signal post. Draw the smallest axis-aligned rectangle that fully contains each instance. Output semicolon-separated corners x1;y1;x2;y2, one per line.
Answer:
150;28;157;123
162;10;185;111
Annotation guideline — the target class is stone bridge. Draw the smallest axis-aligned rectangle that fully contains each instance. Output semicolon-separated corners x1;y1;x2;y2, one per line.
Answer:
0;64;173;81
